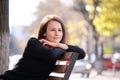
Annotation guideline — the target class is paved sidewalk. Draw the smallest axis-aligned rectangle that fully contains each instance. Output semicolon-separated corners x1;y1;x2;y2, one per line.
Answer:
94;69;120;80
69;69;120;80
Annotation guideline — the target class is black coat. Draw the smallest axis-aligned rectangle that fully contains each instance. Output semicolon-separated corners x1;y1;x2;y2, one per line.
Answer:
0;37;85;80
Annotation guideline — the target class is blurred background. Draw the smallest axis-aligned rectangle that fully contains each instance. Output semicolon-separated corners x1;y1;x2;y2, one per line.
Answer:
7;0;120;79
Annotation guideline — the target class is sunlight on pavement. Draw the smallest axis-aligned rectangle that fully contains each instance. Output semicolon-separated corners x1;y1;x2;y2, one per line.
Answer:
69;69;120;80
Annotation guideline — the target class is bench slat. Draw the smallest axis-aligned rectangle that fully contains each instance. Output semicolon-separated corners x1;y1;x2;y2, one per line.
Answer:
49;52;79;80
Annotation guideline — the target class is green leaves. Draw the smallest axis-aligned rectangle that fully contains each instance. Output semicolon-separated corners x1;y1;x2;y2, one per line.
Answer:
86;0;120;36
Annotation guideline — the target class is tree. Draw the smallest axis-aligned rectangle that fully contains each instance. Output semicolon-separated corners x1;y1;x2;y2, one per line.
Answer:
94;0;120;53
73;0;120;74
73;0;104;74
0;0;9;73
94;0;120;36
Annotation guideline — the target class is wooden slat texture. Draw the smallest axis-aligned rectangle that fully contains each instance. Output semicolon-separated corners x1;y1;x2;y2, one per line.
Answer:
53;65;68;73
59;52;73;60
49;52;79;80
49;76;63;80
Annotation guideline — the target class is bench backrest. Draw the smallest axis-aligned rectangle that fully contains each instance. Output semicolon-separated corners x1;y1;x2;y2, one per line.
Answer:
49;52;79;80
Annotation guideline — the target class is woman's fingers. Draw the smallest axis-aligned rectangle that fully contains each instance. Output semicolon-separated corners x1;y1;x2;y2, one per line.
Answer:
39;39;49;46
39;39;46;43
39;39;58;48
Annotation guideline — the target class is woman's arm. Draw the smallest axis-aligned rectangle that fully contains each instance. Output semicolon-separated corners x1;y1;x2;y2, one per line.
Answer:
39;39;86;59
39;39;68;50
23;37;55;60
66;45;86;59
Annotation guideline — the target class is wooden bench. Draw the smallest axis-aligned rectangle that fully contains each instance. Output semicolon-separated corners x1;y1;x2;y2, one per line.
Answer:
49;52;79;80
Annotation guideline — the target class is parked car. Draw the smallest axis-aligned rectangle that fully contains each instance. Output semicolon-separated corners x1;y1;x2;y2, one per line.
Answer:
72;55;92;77
104;52;120;70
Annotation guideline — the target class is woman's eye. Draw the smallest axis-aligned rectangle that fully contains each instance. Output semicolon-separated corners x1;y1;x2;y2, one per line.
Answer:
50;29;62;32
59;29;62;32
51;29;55;31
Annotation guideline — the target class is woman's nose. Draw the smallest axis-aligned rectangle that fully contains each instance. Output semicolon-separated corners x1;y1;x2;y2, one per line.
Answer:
55;31;59;35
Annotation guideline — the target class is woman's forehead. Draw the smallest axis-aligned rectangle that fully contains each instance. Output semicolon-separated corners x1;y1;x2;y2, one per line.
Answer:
47;21;62;28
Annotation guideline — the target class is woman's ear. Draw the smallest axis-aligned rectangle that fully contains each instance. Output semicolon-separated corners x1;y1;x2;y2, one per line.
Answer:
44;33;46;36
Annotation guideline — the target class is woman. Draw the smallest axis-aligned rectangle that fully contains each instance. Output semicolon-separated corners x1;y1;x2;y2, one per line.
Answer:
0;15;86;80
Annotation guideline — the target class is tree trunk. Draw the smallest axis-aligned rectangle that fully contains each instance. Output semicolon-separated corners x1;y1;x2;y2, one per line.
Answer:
94;34;104;74
0;0;9;73
73;0;104;74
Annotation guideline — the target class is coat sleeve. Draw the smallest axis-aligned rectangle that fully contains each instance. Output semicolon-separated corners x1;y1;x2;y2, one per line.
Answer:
66;45;86;59
23;37;55;61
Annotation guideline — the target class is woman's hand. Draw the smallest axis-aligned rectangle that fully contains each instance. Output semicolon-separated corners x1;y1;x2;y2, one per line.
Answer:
39;39;68;50
39;39;56;48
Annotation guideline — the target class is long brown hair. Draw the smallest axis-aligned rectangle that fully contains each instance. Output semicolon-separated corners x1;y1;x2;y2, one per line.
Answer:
37;15;66;43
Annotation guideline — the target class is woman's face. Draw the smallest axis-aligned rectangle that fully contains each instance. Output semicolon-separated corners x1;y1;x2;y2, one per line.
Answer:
44;20;63;43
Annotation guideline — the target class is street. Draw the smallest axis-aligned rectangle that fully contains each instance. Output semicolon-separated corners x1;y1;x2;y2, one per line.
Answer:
69;69;120;80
